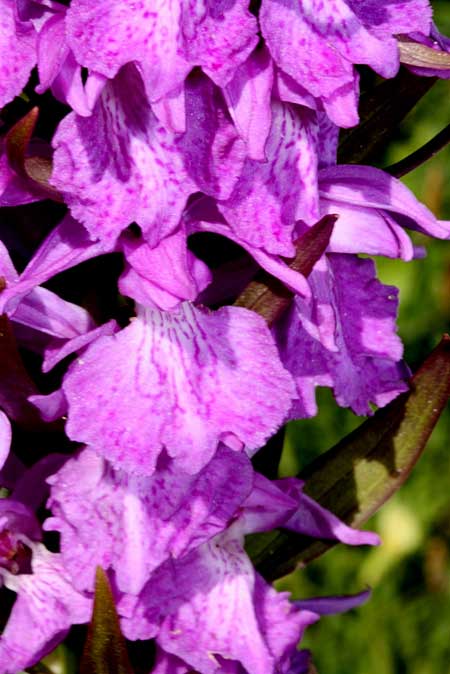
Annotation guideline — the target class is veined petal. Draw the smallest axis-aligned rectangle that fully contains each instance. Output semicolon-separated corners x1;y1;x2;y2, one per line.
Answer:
51;67;245;247
224;47;274;161
218;102;320;257
63;302;295;475
123;537;308;674
260;0;431;126
0;0;36;108
119;230;211;310
0;547;91;673
319;165;450;240
45;445;253;595
66;0;258;102
274;254;408;417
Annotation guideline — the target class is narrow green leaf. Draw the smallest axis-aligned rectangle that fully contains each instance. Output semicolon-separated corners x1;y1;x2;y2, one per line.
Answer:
250;336;450;581
338;68;436;164
385;122;450;178
80;567;134;674
234;214;336;325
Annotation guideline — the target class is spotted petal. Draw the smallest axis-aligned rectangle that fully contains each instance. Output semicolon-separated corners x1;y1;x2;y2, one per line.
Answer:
45;445;253;595
63;302;295;475
274;254;408;417
0;0;36;108
51;67;246;247
66;0;258;103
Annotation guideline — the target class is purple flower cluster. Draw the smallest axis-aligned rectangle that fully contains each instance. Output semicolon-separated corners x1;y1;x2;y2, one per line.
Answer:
0;1;449;672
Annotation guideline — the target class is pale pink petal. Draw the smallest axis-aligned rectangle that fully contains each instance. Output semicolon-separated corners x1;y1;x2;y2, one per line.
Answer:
119;231;211;310
218;102;320;256
63;302;295;475
0;0;36;108
45;445;253;594
51;67;245;247
224;47;274;161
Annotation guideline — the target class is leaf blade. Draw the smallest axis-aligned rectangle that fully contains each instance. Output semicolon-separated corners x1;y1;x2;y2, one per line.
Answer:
80;567;134;674
251;336;450;580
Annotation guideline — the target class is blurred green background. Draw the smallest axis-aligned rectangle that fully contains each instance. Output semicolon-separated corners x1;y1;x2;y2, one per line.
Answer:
278;3;450;672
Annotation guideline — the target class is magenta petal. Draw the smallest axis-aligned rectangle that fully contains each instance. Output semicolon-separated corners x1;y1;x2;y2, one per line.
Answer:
10;286;94;341
0;411;11;471
0;547;91;672
275;254;408;417
260;0;398;125
278;479;380;546
119;231;211;310
218;103;320;257
51;65;193;246
0;0;36;108
63;302;295;475
0;215;111;315
66;0;257;101
224;47;274;161
51;67;245;247
321;201;416;260
46;445;253;594
42;319;118;373
319;165;450;241
125;533;312;674
29;390;67;423
295;589;371;615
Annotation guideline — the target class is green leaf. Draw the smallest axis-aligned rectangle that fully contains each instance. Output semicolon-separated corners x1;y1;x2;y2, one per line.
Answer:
80;568;134;674
338;68;436;165
234;214;336;325
25;663;54;674
249;335;450;581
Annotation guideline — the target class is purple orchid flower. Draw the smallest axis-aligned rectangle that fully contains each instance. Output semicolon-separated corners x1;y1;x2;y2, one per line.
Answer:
61;301;296;475
260;0;433;126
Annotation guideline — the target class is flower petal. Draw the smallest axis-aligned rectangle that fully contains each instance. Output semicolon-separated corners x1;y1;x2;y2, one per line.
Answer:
224;47;274;161
119;231;211;310
45;445;253;594
66;0;257;100
63;302;295;474
0;547;91;672
0;0;36;108
51;67;245;247
274;254;408;417
218;102;320;257
319;165;450;240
